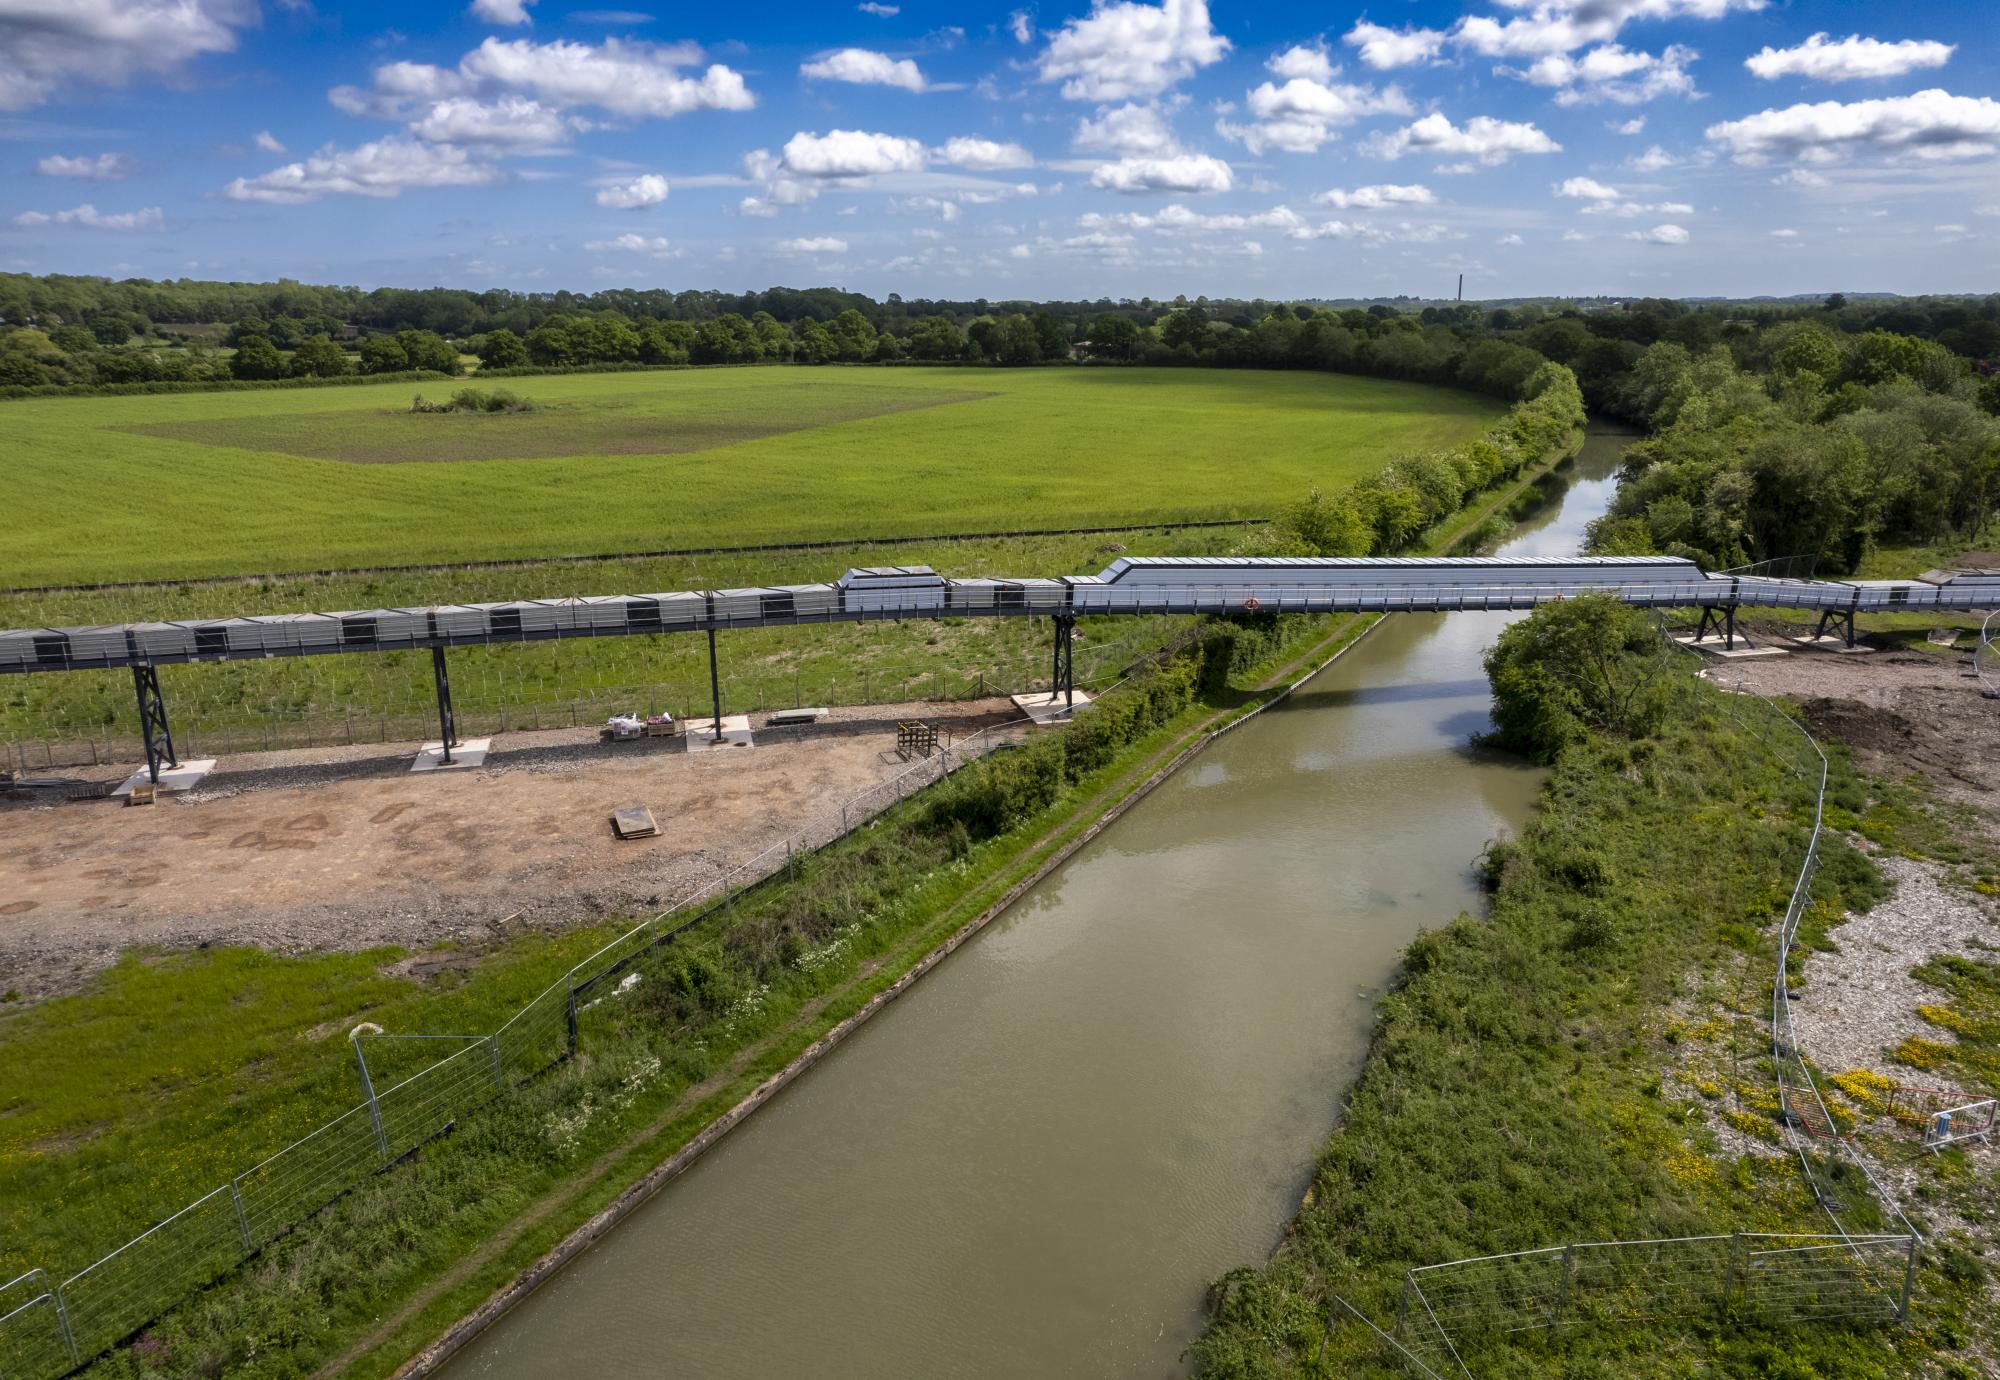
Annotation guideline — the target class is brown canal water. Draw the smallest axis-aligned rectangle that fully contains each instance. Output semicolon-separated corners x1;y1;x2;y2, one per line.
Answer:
444;427;1632;1379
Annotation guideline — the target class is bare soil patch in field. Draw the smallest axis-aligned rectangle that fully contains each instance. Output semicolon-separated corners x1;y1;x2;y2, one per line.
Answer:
0;699;1016;999
119;387;995;464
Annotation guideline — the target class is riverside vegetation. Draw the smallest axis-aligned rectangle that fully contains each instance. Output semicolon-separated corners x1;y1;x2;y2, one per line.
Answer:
1191;596;1997;1378
0;369;1586;1378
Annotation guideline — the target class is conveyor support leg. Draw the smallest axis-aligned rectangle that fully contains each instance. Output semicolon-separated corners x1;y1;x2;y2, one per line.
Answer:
132;662;178;786
431;645;458;765
707;627;723;742
1052;612;1076;708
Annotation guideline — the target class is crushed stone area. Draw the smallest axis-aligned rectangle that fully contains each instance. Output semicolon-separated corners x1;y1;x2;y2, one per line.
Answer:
1794;852;2000;1080
0;699;1021;1001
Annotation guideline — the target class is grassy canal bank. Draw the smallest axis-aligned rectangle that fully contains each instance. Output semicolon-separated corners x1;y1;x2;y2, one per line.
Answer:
1191;599;1998;1378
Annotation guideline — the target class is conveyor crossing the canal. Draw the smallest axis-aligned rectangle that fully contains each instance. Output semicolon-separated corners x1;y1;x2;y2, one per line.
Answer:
6;555;1996;785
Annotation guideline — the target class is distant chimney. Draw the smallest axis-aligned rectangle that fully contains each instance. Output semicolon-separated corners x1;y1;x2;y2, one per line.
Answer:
1456;273;1463;302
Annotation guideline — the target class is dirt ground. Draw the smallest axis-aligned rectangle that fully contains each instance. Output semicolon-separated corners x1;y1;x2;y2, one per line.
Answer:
0;699;1018;1000
1721;622;2000;809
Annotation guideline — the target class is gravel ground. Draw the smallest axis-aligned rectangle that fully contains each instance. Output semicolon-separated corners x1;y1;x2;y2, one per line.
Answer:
0;699;1024;1001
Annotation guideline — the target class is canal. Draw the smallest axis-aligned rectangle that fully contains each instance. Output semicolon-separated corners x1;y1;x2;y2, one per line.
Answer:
445;426;1631;1378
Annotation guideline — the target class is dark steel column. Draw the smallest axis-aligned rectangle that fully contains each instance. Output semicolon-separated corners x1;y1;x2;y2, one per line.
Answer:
707;626;723;742
1052;612;1076;708
131;662;178;786
431;645;458;765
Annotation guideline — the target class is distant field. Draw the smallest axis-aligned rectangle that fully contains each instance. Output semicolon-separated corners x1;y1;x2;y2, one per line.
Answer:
1;366;1501;586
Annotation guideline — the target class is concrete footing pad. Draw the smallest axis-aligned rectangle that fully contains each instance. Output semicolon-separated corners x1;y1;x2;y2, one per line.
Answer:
1673;635;1787;660
684;715;755;751
1011;690;1095;724
411;738;492;772
113;759;217;796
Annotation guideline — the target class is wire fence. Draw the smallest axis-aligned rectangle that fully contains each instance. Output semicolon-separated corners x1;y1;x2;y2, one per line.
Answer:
0;716;1025;1380
1323;623;1926;1377
1388;1232;1917;1378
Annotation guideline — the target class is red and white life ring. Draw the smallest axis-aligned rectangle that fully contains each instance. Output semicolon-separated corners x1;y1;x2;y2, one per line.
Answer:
1242;596;1262;612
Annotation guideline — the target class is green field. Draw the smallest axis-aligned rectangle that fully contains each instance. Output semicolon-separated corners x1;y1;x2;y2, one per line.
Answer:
2;367;1500;586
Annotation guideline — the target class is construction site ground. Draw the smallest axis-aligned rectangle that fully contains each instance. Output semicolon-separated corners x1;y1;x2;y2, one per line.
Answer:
0;699;1019;1001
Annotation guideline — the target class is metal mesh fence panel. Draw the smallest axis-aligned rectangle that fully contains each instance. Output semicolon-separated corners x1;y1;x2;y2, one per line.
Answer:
58;1188;244;1359
1744;1238;1909;1324
0;1276;74;1379
234;1105;384;1247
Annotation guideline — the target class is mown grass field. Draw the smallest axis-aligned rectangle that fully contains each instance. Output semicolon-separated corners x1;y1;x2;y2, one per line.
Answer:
2;367;1501;585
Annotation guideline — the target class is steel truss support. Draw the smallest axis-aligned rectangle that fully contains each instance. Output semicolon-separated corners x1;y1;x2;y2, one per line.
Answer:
131;661;178;786
1051;612;1076;708
1811;606;1857;649
1694;604;1741;651
431;645;459;766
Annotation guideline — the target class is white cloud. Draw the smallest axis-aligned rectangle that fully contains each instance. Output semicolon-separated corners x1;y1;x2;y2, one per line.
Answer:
1746;33;1954;83
781;129;928;177
1009;10;1034;44
469;0;534;24
939;135;1033;169
1367;112;1561;165
1336;20;1448;70
35;152;136;180
1341;21;1447;70
1626;222;1690;243
595;172;668;207
738;196;778;217
1770;227;1798;237
800;48;928;93
0;0;256;113
775;236;848;253
1628;143;1677;171
223;136;500;203
1507;43;1697;106
1455;0;1762;62
1009;241;1032;257
1314;183;1434;208
1562;228;1589;241
452;37;754;119
1555;175;1621;200
859;1;900;13
1083;202;1302;231
1267;44;1334;83
1075;102;1181;156
12;202;164;230
1615;116;1646;134
1707;89;2000;165
411;96;572;146
1036;0;1230;101
891;195;962;221
1091;152;1232;193
1582;198;1693;216
253;130;286;153
1224;76;1412;154
585;232;676;256
1771;167;1829;187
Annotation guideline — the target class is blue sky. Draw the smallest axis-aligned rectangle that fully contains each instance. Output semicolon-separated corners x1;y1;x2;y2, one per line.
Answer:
3;0;1997;300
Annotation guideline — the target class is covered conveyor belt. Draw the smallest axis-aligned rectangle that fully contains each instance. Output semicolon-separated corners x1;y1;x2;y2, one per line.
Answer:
2;556;1995;676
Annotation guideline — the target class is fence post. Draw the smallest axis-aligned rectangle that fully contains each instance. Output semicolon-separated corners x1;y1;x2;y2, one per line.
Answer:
352;1027;390;1160
1397;1273;1413;1340
1898;1236;1918;1322
51;1283;80;1368
229;1178;254;1250
1558;1244;1574;1320
1725;1232;1745;1313
487;1034;505;1089
565;982;580;1057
